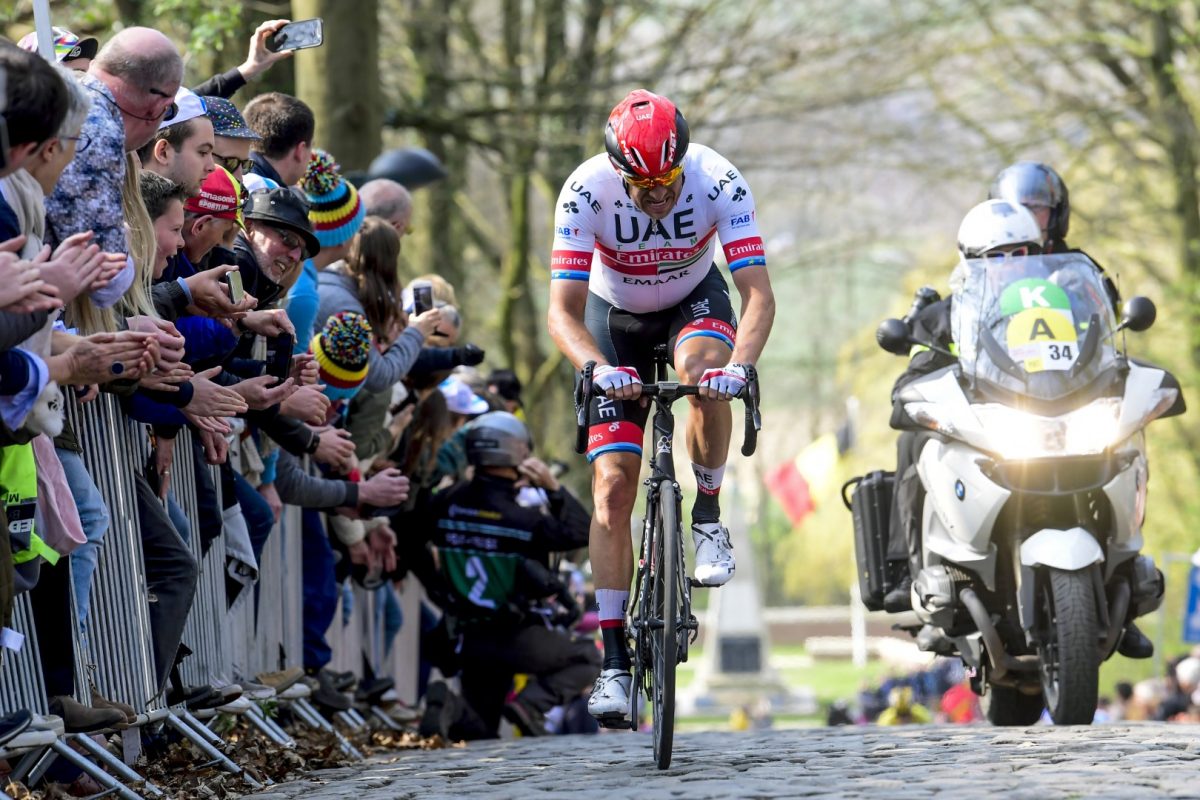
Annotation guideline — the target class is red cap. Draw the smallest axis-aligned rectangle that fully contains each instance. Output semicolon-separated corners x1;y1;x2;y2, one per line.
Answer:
184;166;244;228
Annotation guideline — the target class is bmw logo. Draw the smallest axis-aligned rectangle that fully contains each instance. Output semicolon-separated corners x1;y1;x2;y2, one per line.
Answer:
954;480;966;501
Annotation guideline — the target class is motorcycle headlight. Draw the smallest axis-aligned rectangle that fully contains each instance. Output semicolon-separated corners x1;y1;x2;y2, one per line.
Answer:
973;398;1122;460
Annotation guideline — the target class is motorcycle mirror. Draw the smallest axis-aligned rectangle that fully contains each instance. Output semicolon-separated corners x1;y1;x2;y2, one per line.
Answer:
1120;296;1156;333
876;318;912;356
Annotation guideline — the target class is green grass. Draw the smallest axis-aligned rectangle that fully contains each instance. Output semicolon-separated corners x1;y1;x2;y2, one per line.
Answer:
676;646;893;707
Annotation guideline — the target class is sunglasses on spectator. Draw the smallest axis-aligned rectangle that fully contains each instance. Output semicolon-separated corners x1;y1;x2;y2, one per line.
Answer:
215;153;254;173
100;90;178;123
620;162;684;190
264;225;304;252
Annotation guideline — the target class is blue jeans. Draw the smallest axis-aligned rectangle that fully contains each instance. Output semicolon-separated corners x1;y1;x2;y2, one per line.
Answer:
375;584;403;659
232;471;275;564
302;509;338;671
167;488;191;545
60;448;110;639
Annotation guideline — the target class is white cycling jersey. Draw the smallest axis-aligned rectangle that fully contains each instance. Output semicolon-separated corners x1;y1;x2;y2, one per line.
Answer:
550;144;766;314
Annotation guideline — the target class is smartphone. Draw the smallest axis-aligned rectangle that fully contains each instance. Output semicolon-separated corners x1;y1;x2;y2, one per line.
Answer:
223;270;244;304
266;333;294;386
412;280;434;315
266;19;324;53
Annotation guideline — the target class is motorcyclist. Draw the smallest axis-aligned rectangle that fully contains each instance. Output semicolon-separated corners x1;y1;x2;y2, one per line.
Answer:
406;411;601;739
883;198;1177;660
882;199;1042;620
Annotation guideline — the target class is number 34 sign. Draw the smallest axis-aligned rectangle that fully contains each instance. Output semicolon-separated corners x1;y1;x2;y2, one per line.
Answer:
1000;279;1079;373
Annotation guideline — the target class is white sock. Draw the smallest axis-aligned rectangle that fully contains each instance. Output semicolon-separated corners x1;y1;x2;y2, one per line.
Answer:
596;589;629;625
691;462;726;496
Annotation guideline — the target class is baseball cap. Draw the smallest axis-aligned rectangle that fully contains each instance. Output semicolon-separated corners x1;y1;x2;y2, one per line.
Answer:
159;87;207;131
203;96;261;140
18;27;99;63
438;377;489;416
184;166;245;229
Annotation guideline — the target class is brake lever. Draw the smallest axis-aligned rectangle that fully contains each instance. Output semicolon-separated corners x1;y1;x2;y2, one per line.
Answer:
575;361;596;455
740;365;762;456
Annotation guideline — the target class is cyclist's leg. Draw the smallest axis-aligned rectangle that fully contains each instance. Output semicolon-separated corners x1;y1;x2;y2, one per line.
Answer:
583;292;661;717
669;266;739;584
670;267;736;514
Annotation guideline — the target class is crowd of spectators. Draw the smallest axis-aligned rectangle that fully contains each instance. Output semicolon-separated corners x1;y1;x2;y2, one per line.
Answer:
0;19;600;786
829;647;1200;726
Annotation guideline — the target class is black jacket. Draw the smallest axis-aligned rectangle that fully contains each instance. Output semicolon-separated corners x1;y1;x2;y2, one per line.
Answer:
402;473;590;624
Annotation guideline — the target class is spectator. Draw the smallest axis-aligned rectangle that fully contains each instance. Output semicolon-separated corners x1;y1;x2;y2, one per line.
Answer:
289;149;365;351
140;173;188;280
204;96;260;183
357;178;413;237
432;376;489;486
243;92;315;187
412;412;597;739
1112;680;1134;721
487;368;524;418
18;26;99;72
46;26;184;311
877;686;931;725
234;187;319;308
136;88;215;195
191;19;294;100
317;217;440;393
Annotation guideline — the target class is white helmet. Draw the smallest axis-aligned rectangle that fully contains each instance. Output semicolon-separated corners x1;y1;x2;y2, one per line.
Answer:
957;199;1043;259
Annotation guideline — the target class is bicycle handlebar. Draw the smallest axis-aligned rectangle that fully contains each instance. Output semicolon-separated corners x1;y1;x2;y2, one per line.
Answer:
574;361;763;457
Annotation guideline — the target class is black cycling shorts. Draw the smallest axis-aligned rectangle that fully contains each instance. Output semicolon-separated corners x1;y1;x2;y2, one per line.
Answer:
582;264;737;461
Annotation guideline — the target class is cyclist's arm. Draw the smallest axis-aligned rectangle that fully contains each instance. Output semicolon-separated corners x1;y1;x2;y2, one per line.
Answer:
729;262;775;365
547;278;607;370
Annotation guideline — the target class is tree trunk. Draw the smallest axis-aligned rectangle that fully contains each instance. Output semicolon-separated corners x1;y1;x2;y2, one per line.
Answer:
292;0;381;171
1147;8;1200;365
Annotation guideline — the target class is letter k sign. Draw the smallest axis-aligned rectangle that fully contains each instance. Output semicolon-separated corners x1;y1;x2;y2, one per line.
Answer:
1020;286;1049;308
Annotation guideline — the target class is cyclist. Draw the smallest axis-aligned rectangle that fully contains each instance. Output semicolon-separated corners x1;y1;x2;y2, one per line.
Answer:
546;89;775;722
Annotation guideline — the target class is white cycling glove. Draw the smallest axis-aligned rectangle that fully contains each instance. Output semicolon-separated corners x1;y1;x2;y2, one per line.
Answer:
698;363;749;399
593;364;642;394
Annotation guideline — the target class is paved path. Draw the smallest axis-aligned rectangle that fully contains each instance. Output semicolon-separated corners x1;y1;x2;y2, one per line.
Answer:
250;724;1200;799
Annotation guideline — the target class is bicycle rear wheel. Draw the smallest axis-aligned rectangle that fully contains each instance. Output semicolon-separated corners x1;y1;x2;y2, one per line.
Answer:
651;479;679;770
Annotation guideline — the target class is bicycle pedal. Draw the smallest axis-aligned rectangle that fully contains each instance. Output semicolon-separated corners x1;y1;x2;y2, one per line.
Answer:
595;714;633;731
687;578;709;589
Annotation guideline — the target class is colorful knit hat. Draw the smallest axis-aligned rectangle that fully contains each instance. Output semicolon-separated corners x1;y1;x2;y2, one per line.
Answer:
311;312;373;402
302;149;365;249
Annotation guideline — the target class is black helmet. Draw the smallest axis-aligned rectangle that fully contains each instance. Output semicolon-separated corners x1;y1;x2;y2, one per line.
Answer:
366;147;448;189
988;161;1070;244
465;411;532;468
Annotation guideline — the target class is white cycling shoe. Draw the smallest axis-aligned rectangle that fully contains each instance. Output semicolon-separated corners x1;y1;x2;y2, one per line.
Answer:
692;522;736;586
587;668;632;721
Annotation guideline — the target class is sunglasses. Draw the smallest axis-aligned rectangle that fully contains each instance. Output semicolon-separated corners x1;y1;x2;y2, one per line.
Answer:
215;153;254;173
620;162;684;190
100;91;178;123
985;245;1032;259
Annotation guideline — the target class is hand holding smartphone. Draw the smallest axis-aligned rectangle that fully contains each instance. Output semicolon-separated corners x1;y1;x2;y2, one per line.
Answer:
411;280;434;316
266;19;324;53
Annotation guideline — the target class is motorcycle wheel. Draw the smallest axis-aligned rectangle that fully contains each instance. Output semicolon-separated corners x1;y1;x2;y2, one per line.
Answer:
984;684;1044;726
1036;568;1100;725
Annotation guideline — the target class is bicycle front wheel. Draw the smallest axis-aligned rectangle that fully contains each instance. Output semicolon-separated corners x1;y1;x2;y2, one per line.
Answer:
651;478;679;770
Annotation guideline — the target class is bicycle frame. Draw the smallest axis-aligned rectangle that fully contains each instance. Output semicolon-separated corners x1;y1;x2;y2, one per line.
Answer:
574;347;761;769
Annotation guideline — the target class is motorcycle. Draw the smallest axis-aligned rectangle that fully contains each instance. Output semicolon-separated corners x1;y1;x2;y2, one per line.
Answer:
848;252;1182;725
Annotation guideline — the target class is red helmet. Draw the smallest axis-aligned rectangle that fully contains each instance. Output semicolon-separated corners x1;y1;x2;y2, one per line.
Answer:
604;90;690;185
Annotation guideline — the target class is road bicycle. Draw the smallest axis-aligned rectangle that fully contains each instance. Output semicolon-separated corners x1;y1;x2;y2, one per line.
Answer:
575;345;761;769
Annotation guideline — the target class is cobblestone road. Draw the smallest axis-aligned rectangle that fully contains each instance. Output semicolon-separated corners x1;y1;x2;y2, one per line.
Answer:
250;723;1200;799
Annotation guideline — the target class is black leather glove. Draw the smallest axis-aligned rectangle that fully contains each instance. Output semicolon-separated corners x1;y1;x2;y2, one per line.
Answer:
456;343;486;366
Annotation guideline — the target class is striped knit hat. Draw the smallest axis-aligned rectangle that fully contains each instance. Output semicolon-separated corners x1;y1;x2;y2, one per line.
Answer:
311;312;373;402
302;149;365;249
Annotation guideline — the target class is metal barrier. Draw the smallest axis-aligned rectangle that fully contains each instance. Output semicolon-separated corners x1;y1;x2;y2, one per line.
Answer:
0;594;48;716
177;448;231;690
65;394;161;714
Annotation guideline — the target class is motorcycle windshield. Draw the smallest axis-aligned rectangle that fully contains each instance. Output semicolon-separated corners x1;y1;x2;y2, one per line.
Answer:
951;253;1119;402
